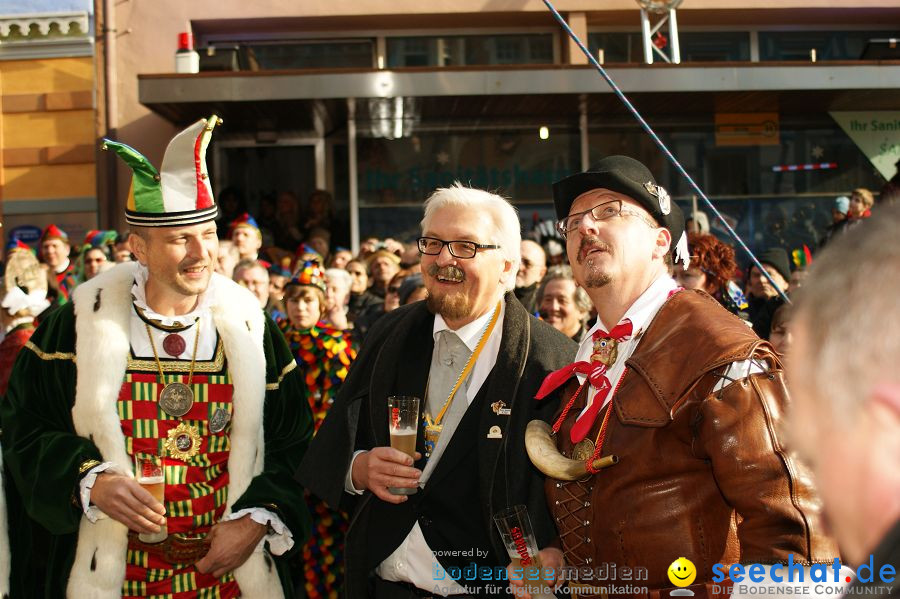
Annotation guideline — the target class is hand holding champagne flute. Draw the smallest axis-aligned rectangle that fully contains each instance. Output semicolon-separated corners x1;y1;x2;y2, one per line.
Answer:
134;452;167;543
387;396;420;496
494;505;557;599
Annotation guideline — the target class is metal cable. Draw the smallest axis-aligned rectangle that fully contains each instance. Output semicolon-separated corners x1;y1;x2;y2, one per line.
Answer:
542;0;790;303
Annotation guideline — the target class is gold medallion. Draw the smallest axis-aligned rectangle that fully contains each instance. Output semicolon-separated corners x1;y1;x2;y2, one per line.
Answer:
164;422;202;461
423;417;442;459
571;438;595;462
159;382;194;417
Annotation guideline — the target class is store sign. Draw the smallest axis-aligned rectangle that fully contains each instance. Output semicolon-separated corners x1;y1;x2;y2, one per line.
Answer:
714;113;780;146
8;225;42;244
830;111;900;180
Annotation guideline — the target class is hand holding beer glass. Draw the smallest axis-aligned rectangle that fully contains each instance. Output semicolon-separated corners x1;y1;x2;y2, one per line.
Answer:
494;505;556;599
387;396;420;496
134;452;167;543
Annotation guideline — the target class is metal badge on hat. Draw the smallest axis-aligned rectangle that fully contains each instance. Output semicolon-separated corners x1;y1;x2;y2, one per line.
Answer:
644;181;671;215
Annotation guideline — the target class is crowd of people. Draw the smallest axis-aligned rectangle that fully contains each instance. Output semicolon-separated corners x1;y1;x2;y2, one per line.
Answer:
0;114;897;599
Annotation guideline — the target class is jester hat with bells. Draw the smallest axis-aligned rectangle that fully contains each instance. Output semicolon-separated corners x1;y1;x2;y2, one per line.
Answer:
102;115;222;227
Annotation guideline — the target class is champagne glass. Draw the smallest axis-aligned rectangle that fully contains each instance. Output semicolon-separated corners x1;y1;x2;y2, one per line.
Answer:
387;396;420;495
493;505;555;599
134;452;167;543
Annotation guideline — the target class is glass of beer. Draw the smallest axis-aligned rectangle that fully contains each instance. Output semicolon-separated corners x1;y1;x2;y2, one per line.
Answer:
493;505;555;599
387;396;420;496
134;452;167;543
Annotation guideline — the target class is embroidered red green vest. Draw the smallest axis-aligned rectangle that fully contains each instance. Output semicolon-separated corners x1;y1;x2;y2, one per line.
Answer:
117;340;240;598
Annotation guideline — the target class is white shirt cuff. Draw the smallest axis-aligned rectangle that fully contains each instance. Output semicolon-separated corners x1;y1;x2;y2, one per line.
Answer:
344;450;367;495
224;508;293;555
79;462;127;522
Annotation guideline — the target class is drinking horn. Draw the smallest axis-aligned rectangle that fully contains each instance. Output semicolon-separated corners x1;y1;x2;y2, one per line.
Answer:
524;419;618;481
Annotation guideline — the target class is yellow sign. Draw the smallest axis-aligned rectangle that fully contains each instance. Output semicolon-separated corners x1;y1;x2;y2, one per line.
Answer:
715;113;780;146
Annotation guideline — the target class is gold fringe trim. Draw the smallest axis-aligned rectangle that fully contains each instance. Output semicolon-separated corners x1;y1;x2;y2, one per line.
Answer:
127;338;225;373
78;459;102;474
265;360;297;391
25;340;76;362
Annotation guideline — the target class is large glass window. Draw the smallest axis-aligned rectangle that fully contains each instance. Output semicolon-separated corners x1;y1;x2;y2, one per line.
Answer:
759;30;900;61
202;39;374;71
386;34;554;68
588;31;750;62
355;127;579;239
585;117;883;258
587;32;643;63
679;32;750;61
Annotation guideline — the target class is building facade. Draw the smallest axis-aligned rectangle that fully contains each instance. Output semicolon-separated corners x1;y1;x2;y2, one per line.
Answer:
98;1;900;257
0;2;95;246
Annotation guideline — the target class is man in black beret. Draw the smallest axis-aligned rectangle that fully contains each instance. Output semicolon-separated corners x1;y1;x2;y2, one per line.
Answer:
519;155;837;598
746;246;791;339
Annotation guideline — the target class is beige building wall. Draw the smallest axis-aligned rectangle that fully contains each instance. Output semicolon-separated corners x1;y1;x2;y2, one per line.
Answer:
1;55;96;236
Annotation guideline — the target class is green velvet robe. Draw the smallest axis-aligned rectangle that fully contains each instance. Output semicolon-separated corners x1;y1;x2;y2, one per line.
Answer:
0;263;313;598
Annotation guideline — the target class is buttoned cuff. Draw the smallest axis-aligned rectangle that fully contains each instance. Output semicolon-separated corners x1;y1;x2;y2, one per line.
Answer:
344;450;367;495
225;508;293;555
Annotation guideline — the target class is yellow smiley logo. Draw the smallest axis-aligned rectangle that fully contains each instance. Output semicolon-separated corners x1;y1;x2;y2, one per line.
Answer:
667;557;697;587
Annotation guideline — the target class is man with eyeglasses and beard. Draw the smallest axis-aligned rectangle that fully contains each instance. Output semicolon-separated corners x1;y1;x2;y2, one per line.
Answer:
518;156;838;598
297;183;575;598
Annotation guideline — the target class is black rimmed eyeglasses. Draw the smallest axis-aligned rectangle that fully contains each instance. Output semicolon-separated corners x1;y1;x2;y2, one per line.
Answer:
417;236;500;259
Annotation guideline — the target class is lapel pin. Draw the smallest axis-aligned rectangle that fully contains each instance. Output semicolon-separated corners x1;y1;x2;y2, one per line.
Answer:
491;400;511;416
487;425;503;439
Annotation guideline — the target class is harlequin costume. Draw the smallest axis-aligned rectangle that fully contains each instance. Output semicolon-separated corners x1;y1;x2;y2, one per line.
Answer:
278;262;357;598
0;116;313;599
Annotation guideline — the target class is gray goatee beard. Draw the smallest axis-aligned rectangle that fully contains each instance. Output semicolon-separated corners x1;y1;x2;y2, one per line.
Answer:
425;264;471;320
578;236;613;288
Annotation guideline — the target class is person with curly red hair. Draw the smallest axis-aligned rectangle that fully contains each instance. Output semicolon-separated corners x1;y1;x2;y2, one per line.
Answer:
674;232;748;317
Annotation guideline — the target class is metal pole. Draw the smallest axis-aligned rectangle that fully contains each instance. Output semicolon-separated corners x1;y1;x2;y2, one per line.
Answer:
102;0;119;230
691;194;698;231
579;94;590;171
347;98;360;254
669;8;681;64
640;9;653;65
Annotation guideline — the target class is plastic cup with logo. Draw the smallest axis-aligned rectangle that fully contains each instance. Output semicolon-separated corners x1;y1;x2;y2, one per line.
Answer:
493;504;555;598
134;452;167;543
387;396;420;495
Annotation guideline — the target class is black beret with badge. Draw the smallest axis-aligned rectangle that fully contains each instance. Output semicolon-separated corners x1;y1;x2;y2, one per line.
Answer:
552;155;689;268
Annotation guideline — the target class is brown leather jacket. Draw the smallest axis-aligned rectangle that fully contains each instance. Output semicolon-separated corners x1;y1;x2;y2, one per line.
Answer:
546;290;838;595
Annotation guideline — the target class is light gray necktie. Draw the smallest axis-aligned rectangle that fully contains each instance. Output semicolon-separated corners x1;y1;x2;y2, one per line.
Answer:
421;329;473;484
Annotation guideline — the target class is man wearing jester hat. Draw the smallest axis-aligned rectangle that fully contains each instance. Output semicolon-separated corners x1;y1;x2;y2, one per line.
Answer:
39;223;79;302
230;213;263;262
0;116;313;598
521;155;838;597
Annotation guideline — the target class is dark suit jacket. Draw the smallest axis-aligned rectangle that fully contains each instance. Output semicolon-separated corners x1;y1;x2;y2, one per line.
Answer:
297;293;576;597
